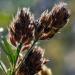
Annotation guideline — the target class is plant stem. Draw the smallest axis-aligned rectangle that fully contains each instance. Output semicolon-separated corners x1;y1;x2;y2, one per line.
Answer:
12;42;23;75
24;39;38;60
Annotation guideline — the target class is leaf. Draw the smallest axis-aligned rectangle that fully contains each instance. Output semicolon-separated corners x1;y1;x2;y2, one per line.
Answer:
0;60;7;75
0;37;15;65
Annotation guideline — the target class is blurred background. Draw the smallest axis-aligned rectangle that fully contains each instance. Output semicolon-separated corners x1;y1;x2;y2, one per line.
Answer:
0;0;75;75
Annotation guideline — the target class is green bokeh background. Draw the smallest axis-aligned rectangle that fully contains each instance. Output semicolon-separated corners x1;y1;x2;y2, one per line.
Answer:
0;0;75;75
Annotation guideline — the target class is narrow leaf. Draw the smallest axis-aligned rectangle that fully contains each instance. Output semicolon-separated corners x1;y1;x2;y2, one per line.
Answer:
0;60;7;74
0;37;15;65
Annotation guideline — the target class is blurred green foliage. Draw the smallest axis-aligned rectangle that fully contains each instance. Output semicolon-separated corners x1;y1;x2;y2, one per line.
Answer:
0;12;11;28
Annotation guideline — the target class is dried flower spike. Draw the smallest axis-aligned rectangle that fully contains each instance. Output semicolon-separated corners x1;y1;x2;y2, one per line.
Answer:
16;46;48;75
35;2;70;40
8;8;35;50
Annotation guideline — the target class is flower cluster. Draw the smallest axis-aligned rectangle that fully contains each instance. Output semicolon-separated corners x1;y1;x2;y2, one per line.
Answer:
9;2;70;49
8;2;70;75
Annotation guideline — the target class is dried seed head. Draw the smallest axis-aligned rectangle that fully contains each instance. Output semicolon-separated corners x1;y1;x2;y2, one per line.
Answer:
8;8;35;49
35;2;70;40
17;46;48;75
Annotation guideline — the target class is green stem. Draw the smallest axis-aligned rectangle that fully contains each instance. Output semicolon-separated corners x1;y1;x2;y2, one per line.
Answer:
15;42;23;64
12;42;23;75
24;39;38;60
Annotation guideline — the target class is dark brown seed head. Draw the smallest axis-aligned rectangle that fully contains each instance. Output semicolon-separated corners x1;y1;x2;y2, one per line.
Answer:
17;46;48;75
8;8;35;49
35;2;70;40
